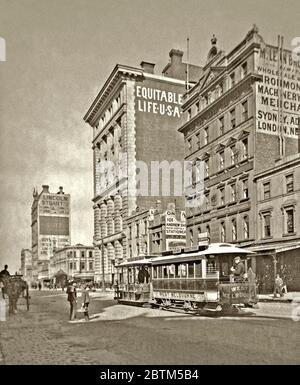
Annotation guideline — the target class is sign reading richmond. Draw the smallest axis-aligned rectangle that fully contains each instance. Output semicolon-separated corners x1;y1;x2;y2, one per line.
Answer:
256;45;300;138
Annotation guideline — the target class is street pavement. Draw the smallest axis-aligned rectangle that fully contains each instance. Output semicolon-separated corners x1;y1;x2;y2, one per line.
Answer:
0;290;299;365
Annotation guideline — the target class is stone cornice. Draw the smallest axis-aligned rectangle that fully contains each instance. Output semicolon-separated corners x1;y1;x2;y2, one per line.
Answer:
84;64;144;126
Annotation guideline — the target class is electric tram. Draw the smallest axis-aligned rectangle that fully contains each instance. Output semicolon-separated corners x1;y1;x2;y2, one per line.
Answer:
114;243;258;313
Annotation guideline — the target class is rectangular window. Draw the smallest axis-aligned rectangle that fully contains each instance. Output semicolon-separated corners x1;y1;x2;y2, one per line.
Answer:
241;62;248;78
242;138;248;159
205;160;209;178
230;72;235;87
204;127;209;145
187;138;192;151
230;145;236;165
230;184;236;202
220;187;225;205
286;209;295;234
219;116;224;136
263;213;271;237
89;251;93;258
242;179;249;199
195;262;202;277
230;109;236;129
232;219;237;241
196;132;201;147
81;251;85;258
219;151;225;170
242;100;248;121
220;222;226;242
286;174;294;193
263;182;271;200
80;262;85;271
188;262;194;278
89;262;93;270
243;216;249;239
188;108;192;120
196;101;200;112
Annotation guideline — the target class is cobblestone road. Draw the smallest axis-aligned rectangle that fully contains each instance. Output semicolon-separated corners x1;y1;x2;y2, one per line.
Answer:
0;290;299;365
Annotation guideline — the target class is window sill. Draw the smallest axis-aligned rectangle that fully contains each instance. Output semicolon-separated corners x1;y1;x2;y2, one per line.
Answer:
262;236;273;240
282;232;297;237
227;201;236;206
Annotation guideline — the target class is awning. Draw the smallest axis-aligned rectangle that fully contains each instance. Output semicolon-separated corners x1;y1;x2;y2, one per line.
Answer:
117;258;152;267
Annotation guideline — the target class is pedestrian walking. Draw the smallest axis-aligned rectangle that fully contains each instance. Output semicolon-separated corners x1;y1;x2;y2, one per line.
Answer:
38;282;42;291
274;274;284;298
81;284;90;321
0;265;10;299
67;281;77;321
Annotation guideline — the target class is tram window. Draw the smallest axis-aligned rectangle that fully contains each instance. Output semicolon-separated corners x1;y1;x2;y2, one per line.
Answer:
180;264;187;278
175;264;180;278
188;262;194;278
207;258;217;275
195;261;202;277
221;262;229;277
168;264;175;279
163;266;168;278
153;266;157;279
157;266;162;279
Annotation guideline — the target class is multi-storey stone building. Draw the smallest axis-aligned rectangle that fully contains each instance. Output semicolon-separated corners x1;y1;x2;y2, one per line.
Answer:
253;153;300;291
179;26;300;291
84;50;202;284
31;185;71;282
50;244;95;283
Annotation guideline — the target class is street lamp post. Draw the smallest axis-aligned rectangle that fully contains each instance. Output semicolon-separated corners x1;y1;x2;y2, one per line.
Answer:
101;241;105;292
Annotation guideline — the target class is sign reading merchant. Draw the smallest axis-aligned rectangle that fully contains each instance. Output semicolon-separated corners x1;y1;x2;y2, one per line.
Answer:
136;85;183;118
256;45;300;138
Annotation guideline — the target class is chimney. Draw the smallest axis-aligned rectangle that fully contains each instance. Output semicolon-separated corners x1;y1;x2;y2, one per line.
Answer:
169;49;183;65
57;186;64;194
140;61;155;74
42;185;49;193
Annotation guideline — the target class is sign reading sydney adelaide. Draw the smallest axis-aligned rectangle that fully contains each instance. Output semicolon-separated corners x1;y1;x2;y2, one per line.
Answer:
136;85;183;117
256;45;300;138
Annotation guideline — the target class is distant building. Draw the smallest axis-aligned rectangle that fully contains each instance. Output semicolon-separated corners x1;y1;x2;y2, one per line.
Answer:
20;248;33;282
84;49;202;283
50;244;95;283
126;201;186;259
31;185;71;282
253;154;300;292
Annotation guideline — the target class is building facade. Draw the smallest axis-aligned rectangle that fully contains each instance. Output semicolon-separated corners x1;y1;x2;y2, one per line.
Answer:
84;50;202;283
31;185;71;282
50;244;95;283
179;26;300;292
20;248;33;283
126;201;186;259
253;154;300;291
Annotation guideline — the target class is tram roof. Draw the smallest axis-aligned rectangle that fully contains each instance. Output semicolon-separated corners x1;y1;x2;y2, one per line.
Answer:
117;258;153;267
202;243;255;255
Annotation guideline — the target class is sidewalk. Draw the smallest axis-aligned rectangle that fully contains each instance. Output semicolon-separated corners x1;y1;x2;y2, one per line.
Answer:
258;291;300;303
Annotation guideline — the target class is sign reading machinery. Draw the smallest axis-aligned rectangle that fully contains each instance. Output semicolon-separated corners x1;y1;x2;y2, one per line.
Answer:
256;45;300;138
136;86;183;118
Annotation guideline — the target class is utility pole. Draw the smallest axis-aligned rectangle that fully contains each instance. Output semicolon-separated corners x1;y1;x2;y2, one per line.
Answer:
101;241;106;292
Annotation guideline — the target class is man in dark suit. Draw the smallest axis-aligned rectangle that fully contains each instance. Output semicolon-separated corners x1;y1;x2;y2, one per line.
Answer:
67;281;77;321
230;257;245;282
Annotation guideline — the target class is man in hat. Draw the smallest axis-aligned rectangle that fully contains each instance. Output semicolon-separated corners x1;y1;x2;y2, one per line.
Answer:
0;265;10;299
66;280;77;321
230;256;245;282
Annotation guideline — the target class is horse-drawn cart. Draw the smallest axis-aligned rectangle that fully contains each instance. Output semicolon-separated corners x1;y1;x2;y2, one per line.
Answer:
2;275;30;314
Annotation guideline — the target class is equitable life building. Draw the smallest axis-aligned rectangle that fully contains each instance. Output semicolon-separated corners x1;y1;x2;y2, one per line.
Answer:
179;26;300;292
31;185;71;282
84;50;202;284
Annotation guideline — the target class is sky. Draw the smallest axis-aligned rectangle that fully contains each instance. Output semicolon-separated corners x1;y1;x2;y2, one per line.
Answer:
0;0;299;272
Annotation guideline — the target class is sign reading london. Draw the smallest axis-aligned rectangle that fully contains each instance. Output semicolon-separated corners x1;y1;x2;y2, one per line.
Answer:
256;45;300;138
136;85;183;117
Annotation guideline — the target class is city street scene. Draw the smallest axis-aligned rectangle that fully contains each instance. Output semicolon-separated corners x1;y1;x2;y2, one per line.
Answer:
1;0;300;368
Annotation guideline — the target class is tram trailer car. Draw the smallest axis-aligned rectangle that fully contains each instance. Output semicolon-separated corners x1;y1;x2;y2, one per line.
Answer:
115;244;258;313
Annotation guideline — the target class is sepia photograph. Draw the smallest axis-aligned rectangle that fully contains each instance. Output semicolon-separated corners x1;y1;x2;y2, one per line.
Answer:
0;0;299;372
